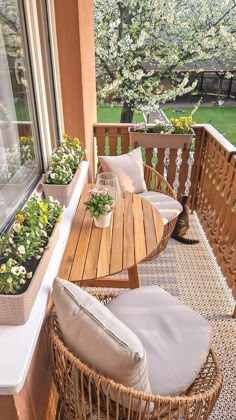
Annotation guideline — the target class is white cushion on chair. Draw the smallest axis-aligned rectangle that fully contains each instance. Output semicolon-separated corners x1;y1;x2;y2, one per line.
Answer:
107;286;211;397
99;147;147;194
138;191;183;225
53;278;151;394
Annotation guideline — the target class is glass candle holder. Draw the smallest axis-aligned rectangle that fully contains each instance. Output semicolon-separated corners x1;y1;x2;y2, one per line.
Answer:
96;172;121;206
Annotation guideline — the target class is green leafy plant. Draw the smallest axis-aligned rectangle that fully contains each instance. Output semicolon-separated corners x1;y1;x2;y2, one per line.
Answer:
130;116;195;135
83;188;113;220
45;134;85;185
19;136;35;166
0;195;63;294
0;258;32;294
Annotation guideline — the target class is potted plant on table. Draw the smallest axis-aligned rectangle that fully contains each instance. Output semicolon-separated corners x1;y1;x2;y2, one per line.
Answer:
42;133;86;206
0;195;63;325
83;188;113;228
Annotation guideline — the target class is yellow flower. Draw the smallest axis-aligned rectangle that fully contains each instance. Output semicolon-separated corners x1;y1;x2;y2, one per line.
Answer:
0;264;6;273
16;214;25;224
73;137;80;145
56;216;62;223
39;202;48;213
39;215;48;224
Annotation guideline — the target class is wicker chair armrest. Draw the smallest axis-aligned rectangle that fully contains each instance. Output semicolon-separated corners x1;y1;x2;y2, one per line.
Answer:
143;163;176;198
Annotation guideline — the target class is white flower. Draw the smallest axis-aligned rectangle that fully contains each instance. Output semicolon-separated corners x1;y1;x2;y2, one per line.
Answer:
20;266;26;274
50;173;55;179
11;267;21;276
18;245;25;255
13;222;22;232
7;277;13;284
19;279;26;285
8;258;16;265
26;272;32;279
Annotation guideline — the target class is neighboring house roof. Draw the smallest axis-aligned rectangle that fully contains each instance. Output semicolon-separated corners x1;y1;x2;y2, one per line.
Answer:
144;58;236;73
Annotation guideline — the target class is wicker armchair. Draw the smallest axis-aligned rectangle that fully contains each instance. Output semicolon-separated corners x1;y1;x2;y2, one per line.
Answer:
48;291;223;420
142;163;177;257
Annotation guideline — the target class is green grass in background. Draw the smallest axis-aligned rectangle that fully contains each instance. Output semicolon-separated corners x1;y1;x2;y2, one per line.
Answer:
14;102;236;147
163;106;236;147
97;105;144;123
15;103;30;121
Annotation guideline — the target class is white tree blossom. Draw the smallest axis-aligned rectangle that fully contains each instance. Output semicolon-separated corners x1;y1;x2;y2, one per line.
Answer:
94;0;236;122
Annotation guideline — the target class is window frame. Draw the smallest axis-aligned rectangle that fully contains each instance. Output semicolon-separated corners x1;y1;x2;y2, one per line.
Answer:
0;0;61;232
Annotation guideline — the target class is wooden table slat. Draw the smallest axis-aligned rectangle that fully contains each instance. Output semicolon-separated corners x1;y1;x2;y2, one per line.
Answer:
132;194;147;262
110;197;124;274
57;188;89;280
152;206;164;247
142;198;157;256
83;225;103;280
69;210;94;280
123;192;135;268
96;215;113;278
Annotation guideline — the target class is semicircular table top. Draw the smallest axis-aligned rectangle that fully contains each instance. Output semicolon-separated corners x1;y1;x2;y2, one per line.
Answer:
58;183;164;289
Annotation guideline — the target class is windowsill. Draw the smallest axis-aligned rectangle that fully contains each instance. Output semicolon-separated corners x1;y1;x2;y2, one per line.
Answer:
0;160;89;395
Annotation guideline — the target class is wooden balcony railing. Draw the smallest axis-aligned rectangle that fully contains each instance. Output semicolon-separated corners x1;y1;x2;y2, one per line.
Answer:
93;123;236;315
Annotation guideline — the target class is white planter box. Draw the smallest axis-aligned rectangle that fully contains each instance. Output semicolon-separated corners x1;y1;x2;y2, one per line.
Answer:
42;165;81;207
0;223;60;326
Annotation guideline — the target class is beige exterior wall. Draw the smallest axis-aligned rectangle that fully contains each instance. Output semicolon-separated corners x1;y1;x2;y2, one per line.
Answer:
54;0;97;180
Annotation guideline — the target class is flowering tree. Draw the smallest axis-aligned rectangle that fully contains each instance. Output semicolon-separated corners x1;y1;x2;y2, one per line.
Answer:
94;0;236;122
0;0;21;57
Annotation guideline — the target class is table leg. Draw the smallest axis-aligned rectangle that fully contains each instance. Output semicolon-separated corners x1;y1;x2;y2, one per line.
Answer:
128;265;140;289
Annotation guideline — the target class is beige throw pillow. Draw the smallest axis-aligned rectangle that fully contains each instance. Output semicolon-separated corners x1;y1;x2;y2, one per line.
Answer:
53;278;151;394
99;147;147;193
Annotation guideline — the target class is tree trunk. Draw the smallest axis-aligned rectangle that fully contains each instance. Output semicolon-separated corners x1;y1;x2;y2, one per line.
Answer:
216;72;225;100
120;102;134;123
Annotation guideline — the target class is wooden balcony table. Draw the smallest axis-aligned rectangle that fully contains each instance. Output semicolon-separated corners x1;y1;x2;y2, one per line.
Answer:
58;183;164;288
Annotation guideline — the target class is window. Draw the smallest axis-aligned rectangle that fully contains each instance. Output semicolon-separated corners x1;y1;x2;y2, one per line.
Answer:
0;0;43;230
0;0;61;232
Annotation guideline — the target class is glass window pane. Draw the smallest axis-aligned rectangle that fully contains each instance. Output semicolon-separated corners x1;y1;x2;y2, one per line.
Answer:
0;1;41;230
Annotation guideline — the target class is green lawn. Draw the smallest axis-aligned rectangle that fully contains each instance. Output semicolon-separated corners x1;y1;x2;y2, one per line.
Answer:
163;106;236;147
97;105;144;123
15;103;30;121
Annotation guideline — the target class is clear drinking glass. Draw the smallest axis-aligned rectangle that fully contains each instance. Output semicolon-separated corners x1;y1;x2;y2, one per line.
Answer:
96;172;121;206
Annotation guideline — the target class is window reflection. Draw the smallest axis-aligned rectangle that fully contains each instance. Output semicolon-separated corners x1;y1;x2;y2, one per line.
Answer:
0;1;40;230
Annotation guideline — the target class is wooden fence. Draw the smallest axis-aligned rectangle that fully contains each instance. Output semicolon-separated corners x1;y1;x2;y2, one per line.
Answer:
93;123;236;315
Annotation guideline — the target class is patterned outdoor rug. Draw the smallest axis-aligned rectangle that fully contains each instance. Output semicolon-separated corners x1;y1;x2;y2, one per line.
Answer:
136;213;236;420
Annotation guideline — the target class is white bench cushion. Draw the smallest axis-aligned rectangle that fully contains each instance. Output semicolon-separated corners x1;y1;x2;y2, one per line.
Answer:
138;191;183;224
53;278;151;394
107;286;211;396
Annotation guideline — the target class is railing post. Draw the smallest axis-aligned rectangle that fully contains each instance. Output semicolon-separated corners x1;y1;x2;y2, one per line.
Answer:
191;126;205;212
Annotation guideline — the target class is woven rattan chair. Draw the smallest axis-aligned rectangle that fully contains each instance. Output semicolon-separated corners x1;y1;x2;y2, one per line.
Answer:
48;291;223;420
142;163;177;257
97;163;177;257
